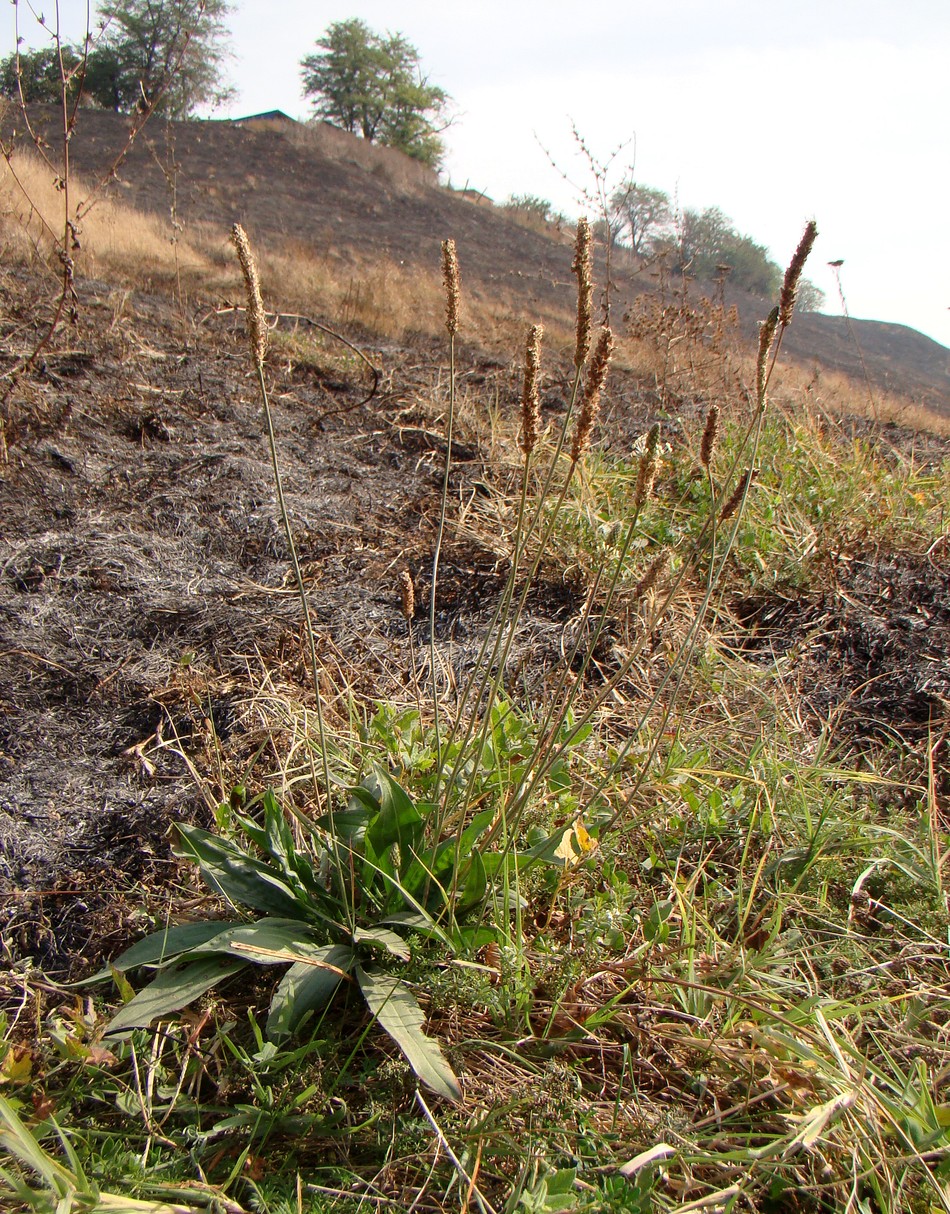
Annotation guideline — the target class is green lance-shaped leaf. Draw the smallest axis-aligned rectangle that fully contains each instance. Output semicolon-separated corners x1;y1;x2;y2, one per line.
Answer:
353;926;411;960
363;768;424;858
176;824;310;919
84;920;245;982
106;957;248;1034
267;944;356;1041
355;965;461;1103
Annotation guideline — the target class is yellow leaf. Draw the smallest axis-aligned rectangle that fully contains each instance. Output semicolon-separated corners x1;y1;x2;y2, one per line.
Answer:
0;1046;32;1085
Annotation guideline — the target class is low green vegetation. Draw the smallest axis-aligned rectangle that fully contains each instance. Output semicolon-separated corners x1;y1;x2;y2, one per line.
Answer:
3;216;949;1214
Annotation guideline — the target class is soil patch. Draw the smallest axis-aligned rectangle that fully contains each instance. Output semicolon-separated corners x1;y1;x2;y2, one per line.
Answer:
733;551;950;742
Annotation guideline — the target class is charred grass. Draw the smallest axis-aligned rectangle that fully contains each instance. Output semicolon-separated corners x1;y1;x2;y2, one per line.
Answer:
1;198;949;1214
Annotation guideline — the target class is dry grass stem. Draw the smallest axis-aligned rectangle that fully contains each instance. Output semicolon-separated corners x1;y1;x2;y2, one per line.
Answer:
700;404;720;469
571;217;593;368
571;326;614;464
230;223;268;369
519;323;544;456
441;238;460;336
779;220;819;327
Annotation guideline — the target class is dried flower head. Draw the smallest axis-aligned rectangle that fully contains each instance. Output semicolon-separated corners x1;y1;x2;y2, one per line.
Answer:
719;468;758;523
441;239;460;336
571;326;613;464
571;217;593;368
700;404;720;469
519;323;544;457
633;550;668;602
779;220;818;328
398;569;415;621
230;223;267;368
756;306;780;408
633;422;661;512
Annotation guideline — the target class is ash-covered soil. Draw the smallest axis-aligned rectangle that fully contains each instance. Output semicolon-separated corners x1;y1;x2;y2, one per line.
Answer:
1;260;948;982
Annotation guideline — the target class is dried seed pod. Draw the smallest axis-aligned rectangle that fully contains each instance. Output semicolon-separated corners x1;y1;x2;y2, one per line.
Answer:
519;323;544;457
571;326;613;463
632;550;668;602
700;405;720;469
756;306;780;407
441;239;461;336
571;217;593;368
398;569;415;621
719;469;758;522
230;223;267;368
779;220;818;328
633;422;661;512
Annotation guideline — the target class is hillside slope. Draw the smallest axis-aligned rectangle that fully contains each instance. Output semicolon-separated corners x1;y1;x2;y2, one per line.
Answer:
7;104;950;413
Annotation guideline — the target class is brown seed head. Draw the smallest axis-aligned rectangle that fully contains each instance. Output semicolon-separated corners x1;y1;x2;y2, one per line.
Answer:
398;569;415;621
700;404;720;469
756;306;780;408
441;239;461;336
633;550;668;602
571;326;613;464
719;468;758;523
779;220;818;328
571;217;593;368
230;223;267;368
519;323;544;457
633;422;661;512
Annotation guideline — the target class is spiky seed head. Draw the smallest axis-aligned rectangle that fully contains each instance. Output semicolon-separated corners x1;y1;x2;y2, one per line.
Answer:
633;550;668;602
700;404;720;469
230;223;267;368
571;326;613;464
756;306;780;408
572;217;593;368
441;239;461;336
398;569;415;621
519;323;544;457
719;468;758;523
633;422;661;512
779;220;818;328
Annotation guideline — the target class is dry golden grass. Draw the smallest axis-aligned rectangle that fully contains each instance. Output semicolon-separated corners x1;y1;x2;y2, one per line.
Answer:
0;150;212;278
285;119;438;196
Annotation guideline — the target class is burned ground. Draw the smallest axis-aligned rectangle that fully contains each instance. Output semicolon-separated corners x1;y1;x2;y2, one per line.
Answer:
1;254;948;985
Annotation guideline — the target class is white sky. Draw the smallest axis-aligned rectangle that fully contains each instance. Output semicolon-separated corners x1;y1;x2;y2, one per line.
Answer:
6;1;949;348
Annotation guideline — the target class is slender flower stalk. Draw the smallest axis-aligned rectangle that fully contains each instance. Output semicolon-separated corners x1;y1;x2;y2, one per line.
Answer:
720;468;758;522
229;224;343;916
230;223;267;369
632;550;669;602
441;239;460;336
700;404;720;470
571;217;593;368
756;306;780;409
519;323;543;458
779;220;818;328
430;239;461;795
571;326;613;464
398;569;415;621
633;422;661;513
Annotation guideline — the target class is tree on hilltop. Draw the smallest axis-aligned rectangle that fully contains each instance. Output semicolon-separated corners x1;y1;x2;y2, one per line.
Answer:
610;182;672;256
0;45;85;104
1;2;233;117
90;0;234;118
300;19;450;169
